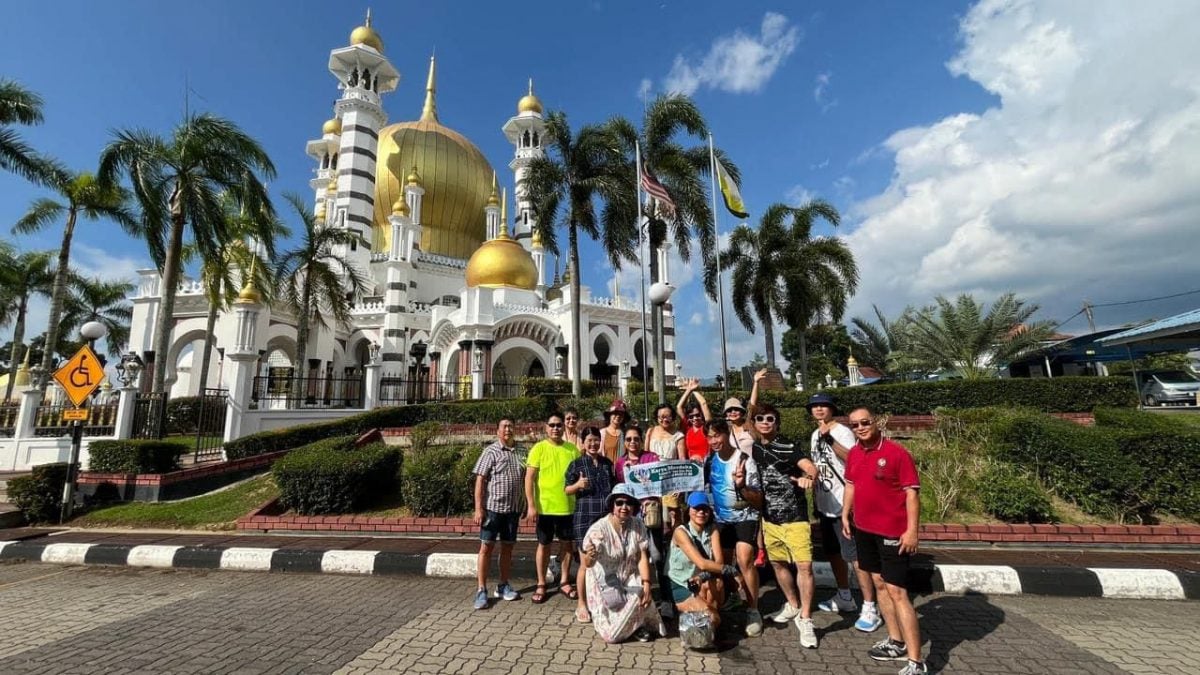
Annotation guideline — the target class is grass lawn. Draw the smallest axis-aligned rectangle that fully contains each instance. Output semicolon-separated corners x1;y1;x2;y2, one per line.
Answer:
71;474;278;531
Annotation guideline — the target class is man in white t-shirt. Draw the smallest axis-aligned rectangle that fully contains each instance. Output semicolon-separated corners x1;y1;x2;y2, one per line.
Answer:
808;393;881;632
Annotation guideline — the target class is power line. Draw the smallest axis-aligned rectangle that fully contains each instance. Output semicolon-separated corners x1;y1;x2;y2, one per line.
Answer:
1092;287;1200;308
1052;308;1086;332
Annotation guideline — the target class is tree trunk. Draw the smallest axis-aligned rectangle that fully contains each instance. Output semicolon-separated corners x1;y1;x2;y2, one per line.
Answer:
196;298;218;392
40;209;77;378
799;329;810;391
151;186;186;395
3;299;28;402
568;224;582;398
291;280;312;405
763;318;776;369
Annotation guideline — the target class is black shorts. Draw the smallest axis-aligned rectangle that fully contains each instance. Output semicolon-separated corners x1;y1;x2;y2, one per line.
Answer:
536;514;573;545
854;529;911;587
718;520;760;551
480;510;519;543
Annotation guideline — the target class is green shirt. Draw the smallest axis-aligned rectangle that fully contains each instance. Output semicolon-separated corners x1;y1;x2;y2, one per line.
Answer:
527;439;580;515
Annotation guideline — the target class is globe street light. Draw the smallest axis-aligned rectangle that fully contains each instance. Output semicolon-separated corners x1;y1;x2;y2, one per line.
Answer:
648;281;675;403
80;321;108;347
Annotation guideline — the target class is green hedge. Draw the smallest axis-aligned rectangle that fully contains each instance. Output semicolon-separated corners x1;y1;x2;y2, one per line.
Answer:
977;462;1056;523
87;440;190;474
522;378;611;398
273;436;400;515
1107;431;1200;521
402;444;484;517
7;462;73;524
164;396;225;435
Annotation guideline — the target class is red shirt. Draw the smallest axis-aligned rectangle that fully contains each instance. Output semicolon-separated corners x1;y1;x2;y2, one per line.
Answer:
845;438;920;538
615;451;660;483
684;426;709;461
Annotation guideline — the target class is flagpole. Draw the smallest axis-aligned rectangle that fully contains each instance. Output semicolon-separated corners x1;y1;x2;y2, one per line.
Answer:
708;133;730;397
636;141;651;423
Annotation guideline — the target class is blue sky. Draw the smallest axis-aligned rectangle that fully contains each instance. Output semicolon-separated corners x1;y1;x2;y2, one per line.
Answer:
3;1;1198;377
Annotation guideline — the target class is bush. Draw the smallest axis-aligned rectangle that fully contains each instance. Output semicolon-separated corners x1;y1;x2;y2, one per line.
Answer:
522;378;612;398
273;436;400;515
7;462;73;524
978;462;1056;523
87;439;189;474
409;421;443;452
1092;406;1172;432
1107;431;1200;521
402;444;482;517
164;396;224;435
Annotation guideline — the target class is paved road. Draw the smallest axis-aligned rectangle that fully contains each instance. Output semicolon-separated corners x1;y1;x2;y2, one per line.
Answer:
0;560;1194;674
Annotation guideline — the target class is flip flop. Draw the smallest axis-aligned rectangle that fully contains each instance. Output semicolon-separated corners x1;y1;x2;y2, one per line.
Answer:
575;606;592;623
561;584;579;600
531;585;548;604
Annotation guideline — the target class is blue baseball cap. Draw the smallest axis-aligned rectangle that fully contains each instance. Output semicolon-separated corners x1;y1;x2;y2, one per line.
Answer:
806;393;838;413
686;491;713;509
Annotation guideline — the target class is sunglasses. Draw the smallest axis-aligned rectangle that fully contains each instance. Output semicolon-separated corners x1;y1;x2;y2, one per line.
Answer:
848;420;874;429
624;437;642;443
565;417;578;422
753;414;777;424
688;414;703;419
547;423;564;428
613;499;635;508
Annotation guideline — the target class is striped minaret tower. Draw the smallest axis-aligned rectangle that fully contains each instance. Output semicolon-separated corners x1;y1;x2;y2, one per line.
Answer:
502;79;547;249
327;11;399;281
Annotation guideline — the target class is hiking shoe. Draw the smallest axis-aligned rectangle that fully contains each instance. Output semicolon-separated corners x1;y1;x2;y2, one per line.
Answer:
855;605;883;632
473;588;489;610
745;609;764;637
818;595;858;613
898;661;928;675
796;617;818;648
495;582;520;601
771;603;802;623
868;638;907;661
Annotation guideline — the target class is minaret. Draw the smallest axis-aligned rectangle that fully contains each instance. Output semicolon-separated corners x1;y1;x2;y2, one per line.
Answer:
327;11;400;280
502;79;547;249
485;173;500;240
306;117;341;215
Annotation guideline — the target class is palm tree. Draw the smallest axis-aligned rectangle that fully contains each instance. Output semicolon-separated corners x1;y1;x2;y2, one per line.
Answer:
717;204;793;368
14;169;138;377
777;200;857;390
849;304;928;379
0;250;54;400
0;79;51;184
524;111;636;397
98;113;275;395
906;293;1057;379
61;277;136;360
274;194;368;403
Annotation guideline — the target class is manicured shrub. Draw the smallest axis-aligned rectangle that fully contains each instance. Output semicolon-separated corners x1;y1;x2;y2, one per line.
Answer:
522;378;613;398
409;421;443;452
1106;431;1200;521
272;436;400;515
87;439;190;474
7;462;73;524
402;444;482;517
978;462;1056;523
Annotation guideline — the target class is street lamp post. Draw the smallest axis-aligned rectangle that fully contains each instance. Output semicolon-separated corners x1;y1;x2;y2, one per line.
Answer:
62;321;109;523
648;281;675;405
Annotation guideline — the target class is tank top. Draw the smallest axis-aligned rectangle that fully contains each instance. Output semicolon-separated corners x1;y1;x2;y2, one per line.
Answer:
648;430;683;460
600;426;622;463
684;426;709;461
668;523;714;588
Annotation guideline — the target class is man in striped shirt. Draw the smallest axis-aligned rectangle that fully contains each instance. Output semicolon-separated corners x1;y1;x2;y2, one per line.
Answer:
472;418;524;609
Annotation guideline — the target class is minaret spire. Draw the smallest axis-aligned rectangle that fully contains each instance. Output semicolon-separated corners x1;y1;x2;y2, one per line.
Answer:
499;188;510;239
365;7;372;26
421;55;438;122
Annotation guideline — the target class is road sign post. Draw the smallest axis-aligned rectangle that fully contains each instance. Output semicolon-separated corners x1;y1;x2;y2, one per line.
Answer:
53;345;104;524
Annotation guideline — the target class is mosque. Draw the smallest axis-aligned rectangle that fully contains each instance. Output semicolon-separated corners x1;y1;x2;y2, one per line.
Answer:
127;14;677;402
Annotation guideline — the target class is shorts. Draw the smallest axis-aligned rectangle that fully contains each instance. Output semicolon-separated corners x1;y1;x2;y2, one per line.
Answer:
855;529;911;587
819;515;858;562
480;510;520;543
762;520;813;564
535;514;573;545
669;581;692;603
717;520;760;551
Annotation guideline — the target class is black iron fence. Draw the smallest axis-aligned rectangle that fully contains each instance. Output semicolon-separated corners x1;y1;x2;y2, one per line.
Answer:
33;401;119;437
251;375;364;409
0;401;20;437
484;378;522;400
379;376;470;405
131;392;167;439
194;388;228;462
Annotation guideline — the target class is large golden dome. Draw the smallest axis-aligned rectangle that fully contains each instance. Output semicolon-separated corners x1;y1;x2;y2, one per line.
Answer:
373;56;494;259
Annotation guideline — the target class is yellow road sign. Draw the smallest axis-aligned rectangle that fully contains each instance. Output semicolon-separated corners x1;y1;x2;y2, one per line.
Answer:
62;408;89;421
53;345;104;408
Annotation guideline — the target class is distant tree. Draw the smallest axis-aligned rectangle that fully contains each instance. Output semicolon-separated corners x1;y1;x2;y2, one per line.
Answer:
783;323;852;382
0;250;54;400
907;293;1056;379
849;304;929;379
61;277;136;360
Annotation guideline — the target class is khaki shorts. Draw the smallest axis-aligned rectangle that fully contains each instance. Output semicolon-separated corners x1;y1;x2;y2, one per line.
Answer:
762;520;813;564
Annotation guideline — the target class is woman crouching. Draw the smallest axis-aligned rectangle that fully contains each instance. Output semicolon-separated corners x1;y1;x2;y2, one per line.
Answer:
668;491;737;643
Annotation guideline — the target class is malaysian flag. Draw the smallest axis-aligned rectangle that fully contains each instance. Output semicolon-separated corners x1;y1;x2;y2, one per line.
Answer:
640;162;676;220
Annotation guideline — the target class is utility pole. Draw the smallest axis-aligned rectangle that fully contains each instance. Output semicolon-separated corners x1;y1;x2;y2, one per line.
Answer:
1083;301;1097;333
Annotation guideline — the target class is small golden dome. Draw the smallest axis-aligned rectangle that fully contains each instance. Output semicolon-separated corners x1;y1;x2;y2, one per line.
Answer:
392;196;409;216
465;237;538;290
322;118;342;135
326;178;337;194
531;228;543;249
236;260;263;304
349;10;383;52
847;355;859;366
406;165;422;186
518;78;543;114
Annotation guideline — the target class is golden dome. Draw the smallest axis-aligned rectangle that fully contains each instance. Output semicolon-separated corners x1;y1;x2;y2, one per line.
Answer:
326;178;337;194
322;117;342;135
349;10;383;52
518;78;543;114
465;234;538;290
392;195;409;216
531;227;543;249
406;165;422;186
373;56;495;259
236;259;263;304
847;355;859;366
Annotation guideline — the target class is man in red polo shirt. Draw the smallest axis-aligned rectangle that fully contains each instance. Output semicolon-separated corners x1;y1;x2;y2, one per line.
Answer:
841;407;925;675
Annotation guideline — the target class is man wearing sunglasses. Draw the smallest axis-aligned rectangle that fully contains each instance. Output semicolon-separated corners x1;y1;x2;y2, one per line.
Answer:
748;403;821;648
842;408;926;675
525;412;581;604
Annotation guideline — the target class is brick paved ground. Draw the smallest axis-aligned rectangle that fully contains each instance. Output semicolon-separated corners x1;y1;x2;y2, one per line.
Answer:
0;560;1194;674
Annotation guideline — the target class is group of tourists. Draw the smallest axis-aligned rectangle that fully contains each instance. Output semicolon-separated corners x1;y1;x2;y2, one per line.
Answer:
470;371;928;675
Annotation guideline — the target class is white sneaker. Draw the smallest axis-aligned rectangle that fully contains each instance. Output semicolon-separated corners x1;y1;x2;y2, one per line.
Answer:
795;617;818;649
855;605;883;632
745;609;763;637
771;603;802;623
818;594;858;613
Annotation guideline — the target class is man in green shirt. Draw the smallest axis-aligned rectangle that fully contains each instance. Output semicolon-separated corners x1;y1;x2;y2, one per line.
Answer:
525;411;580;603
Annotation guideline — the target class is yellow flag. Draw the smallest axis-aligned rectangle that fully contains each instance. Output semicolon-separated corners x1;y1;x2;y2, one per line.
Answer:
715;159;749;219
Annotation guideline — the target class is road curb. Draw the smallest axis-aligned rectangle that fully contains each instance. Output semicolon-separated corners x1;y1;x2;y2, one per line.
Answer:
1;539;1194;601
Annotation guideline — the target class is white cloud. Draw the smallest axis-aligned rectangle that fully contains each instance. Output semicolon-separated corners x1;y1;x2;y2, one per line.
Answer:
689;312;705;326
663;12;801;96
637;78;653;102
786;184;816;206
845;0;1200;329
813;71;837;112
